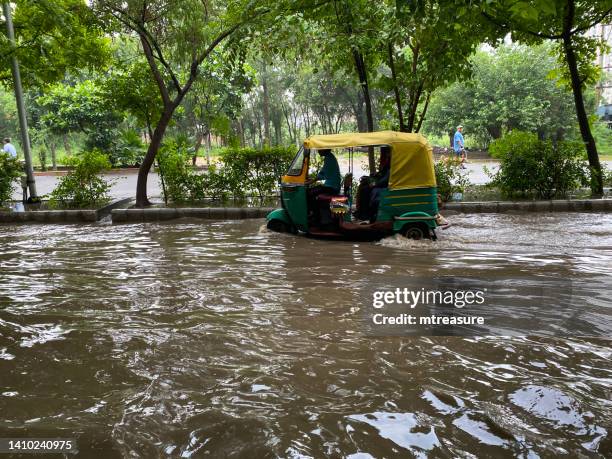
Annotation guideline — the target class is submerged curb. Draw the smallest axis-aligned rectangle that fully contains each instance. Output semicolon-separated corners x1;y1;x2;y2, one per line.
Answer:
442;198;612;214
0;198;133;224
111;206;276;223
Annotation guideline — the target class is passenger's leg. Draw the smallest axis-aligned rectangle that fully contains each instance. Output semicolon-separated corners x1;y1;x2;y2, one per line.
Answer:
355;179;372;220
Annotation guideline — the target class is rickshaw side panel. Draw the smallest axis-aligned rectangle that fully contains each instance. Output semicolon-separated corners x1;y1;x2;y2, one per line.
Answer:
376;187;439;223
266;208;292;226
281;184;309;232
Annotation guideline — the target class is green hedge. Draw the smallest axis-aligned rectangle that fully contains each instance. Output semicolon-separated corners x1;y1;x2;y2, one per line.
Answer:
158;142;296;203
488;131;588;199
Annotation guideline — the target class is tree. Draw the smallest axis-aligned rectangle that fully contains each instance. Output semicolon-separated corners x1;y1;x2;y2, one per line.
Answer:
425;44;578;148
102;55;162;139
92;0;270;206
379;0;497;133
480;0;612;195
37;79;122;156
0;0;109;88
292;0;385;170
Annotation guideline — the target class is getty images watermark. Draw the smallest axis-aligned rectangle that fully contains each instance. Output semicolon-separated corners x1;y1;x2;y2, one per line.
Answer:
361;276;609;337
371;287;486;327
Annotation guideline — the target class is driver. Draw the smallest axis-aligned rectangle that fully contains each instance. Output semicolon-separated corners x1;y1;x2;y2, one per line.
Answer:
312;149;341;195
308;149;342;226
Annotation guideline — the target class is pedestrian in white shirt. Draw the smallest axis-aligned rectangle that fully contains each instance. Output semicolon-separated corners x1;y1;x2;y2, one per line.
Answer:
3;138;17;158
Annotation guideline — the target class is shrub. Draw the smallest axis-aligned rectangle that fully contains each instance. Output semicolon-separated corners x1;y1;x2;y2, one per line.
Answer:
603;165;612;188
37;145;48;171
158;143;296;203
157;141;193;203
219;146;296;199
49;150;113;208
488;131;539;160
110;130;146;167
435;156;470;202
0;152;22;207
488;131;587;199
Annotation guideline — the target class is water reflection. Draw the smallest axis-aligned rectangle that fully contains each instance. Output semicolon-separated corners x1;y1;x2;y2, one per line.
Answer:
0;213;610;457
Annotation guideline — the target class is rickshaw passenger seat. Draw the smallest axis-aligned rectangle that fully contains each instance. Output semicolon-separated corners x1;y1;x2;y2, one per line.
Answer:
316;173;353;202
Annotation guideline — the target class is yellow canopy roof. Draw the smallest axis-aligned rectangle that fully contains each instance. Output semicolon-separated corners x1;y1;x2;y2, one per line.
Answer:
303;131;436;191
303;130;428;149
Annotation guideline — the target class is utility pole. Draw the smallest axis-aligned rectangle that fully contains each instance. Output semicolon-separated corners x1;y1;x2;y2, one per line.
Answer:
3;2;37;200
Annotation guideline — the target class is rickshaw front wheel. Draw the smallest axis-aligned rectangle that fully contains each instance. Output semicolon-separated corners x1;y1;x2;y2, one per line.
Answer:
267;219;290;233
400;222;430;240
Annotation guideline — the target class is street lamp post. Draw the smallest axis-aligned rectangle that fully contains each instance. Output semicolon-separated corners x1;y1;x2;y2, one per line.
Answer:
3;2;37;200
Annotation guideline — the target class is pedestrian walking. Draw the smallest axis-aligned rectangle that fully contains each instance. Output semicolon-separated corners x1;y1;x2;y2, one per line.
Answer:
3;138;17;158
453;126;467;169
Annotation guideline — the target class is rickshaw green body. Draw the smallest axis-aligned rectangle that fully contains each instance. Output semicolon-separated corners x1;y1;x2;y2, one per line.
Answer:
267;131;439;237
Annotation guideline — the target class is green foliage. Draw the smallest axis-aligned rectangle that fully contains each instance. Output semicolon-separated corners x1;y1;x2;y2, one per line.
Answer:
603;165;612;188
425;44;577;148
434;156;471;203
219;146;296;199
379;0;498;132
156;140;195;203
101;48;162;132
158;141;296;203
0;0;110;88
49;150;113;208
480;0;609;91
591;121;612;156
37;80;122;155
487;131;588;199
37;145;48;171
113;130;146;167
0;152;22;206
489;130;540;159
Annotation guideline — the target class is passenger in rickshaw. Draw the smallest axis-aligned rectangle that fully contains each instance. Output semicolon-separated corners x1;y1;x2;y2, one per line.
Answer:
307;149;342;227
355;146;390;221
369;146;391;221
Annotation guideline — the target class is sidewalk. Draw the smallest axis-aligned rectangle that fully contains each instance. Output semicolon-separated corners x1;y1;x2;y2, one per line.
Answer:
12;172;162;200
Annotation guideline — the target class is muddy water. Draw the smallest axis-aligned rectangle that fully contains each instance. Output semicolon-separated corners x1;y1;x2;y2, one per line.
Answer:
0;213;611;458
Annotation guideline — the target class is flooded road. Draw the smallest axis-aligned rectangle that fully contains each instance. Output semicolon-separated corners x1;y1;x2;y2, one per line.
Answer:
0;213;611;457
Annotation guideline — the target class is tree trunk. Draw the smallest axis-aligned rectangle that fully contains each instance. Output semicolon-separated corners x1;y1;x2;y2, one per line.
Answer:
192;132;204;166
281;101;295;144
63;135;72;156
136;107;175;207
352;49;375;171
49;140;57;171
354;92;366;132
237;119;246;147
262;63;271;147
562;8;603;195
415;93;430;133
406;82;423;132
388;42;405;132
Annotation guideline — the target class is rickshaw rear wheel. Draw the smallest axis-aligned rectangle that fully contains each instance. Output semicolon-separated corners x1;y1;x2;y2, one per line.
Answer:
400;222;430;240
267;219;290;233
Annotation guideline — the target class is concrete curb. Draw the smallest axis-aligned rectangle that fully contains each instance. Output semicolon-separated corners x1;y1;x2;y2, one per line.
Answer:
442;199;612;214
111;206;276;223
3;198;610;224
0;198;133;224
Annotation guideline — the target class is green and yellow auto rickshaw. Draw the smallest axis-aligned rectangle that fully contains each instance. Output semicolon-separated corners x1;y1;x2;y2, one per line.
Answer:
266;131;444;240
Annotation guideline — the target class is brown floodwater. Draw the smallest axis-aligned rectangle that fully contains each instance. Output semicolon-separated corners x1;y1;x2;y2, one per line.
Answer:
0;213;611;458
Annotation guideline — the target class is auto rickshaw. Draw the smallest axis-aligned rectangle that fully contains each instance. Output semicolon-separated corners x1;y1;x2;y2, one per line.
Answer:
266;131;443;240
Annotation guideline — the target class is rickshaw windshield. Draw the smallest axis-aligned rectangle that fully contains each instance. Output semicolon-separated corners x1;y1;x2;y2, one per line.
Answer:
286;146;305;176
